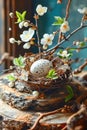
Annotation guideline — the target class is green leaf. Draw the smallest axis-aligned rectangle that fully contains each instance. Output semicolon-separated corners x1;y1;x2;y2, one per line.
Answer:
65;85;74;102
46;69;58;79
16;11;27;23
79;42;86;47
68;48;76;52
53;16;64;26
13;56;25;68
22;11;27;20
7;75;16;82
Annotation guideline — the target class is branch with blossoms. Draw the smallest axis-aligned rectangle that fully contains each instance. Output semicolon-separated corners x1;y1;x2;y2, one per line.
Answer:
9;2;87;67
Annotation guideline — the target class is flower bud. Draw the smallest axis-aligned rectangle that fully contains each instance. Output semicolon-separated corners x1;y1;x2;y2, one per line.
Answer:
9;12;14;18
17;40;22;45
9;27;12;31
24;22;29;27
19;21;24;29
9;38;16;44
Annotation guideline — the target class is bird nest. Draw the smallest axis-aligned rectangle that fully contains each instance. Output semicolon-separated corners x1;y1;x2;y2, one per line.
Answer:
14;53;71;91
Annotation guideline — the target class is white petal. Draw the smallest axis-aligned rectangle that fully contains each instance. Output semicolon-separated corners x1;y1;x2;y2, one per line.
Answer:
20;28;34;42
47;41;52;45
23;43;31;49
19;21;24;29
43;34;49;38
49;34;54;40
41;38;46;45
36;4;42;10
78;7;87;14
28;28;35;37
43;7;47;13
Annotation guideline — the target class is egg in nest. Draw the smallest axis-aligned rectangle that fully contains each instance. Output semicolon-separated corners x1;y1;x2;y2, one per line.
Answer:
30;59;53;77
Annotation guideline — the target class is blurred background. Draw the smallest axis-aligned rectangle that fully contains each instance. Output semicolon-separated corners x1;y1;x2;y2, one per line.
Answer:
0;0;87;71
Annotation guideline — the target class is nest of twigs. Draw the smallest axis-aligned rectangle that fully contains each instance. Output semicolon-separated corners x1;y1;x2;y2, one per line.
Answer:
15;52;71;91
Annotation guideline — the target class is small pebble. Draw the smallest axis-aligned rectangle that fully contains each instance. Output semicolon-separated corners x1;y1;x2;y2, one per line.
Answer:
8;82;15;88
32;91;39;97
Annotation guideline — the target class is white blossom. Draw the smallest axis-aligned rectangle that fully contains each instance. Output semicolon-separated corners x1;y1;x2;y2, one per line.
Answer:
9;38;16;44
78;7;87;14
58;50;70;58
19;21;24;29
41;34;54;46
19;69;29;81
60;21;70;33
20;28;35;42
36;4;47;16
23;42;31;49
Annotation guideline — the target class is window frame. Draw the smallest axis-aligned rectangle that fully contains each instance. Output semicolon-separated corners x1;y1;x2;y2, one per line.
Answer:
4;0;33;68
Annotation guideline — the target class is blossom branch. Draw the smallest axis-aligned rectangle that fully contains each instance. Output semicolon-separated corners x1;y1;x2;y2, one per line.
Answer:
74;59;87;74
58;0;72;45
65;0;72;21
34;14;41;54
0;53;14;65
46;24;87;55
67;45;87;51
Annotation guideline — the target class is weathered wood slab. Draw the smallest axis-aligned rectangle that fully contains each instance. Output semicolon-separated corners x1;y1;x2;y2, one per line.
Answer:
0;99;72;130
0;73;84;112
0;99;38;129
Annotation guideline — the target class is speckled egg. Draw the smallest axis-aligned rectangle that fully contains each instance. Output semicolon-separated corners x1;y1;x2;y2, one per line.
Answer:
30;59;53;77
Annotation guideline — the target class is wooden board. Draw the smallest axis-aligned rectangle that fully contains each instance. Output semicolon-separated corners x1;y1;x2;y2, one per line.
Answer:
0;72;87;129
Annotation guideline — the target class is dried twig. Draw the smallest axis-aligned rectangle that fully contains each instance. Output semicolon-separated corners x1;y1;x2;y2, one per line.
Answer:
0;53;14;65
67;104;87;130
65;0;72;21
30;108;62;130
74;59;87;74
34;14;41;54
61;125;67;130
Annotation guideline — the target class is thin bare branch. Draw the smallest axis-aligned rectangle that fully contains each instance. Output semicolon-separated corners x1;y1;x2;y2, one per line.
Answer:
65;0;72;21
74;59;87;74
30;108;62;130
58;0;72;44
46;24;87;55
34;14;41;54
